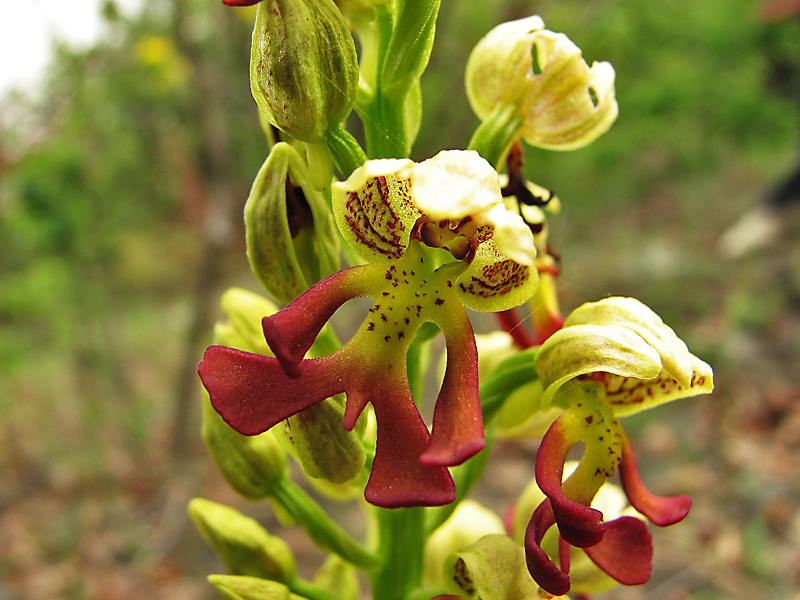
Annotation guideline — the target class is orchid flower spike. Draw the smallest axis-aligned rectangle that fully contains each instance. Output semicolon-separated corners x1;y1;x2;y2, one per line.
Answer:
524;297;713;595
199;150;538;509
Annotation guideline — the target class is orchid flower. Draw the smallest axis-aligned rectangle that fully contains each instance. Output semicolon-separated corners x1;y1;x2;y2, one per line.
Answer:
523;297;713;595
199;150;538;509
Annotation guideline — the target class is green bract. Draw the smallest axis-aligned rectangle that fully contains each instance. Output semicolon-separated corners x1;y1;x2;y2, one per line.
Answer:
245;143;340;304
207;575;302;600
250;0;359;142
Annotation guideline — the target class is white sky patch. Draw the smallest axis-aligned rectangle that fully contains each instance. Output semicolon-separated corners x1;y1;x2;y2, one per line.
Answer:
0;0;142;94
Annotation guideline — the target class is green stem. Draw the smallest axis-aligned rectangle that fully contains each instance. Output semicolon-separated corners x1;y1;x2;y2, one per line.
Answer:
271;476;378;571
359;3;410;159
370;506;426;600
324;123;367;178
424;436;493;534
467;103;525;170
289;577;340;600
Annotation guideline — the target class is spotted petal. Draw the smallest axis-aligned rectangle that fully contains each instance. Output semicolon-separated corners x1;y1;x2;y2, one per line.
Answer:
535;323;662;408
564;297;694;387
332;159;421;263
455;233;538;313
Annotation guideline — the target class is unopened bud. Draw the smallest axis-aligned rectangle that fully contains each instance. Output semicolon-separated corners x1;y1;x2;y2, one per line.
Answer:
250;0;358;142
424;500;505;587
466;16;618;151
215;288;278;355
312;556;361;600
207;575;302;600
245;142;340;304
202;397;287;500
189;499;296;583
442;535;539;600
273;394;366;484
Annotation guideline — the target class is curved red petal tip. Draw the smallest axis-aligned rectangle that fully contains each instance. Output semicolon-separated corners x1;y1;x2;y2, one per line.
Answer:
365;386;455;508
524;501;571;597
421;322;485;467
584;516;653;586
222;0;262;5
262;268;366;377
619;434;692;526
262;316;302;378
551;501;605;548
536;416;606;548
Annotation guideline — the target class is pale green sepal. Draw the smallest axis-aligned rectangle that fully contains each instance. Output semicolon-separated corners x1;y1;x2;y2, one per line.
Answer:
190;499;296;583
312;556;361;600
250;0;358;142
202;397;287;501
442;535;539;600
599;353;714;417
564;297;694;388
208;575;296;600
245;142;340;304
535;323;663;408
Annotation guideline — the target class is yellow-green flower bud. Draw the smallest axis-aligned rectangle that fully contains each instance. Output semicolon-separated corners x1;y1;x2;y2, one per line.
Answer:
423;500;505;587
250;0;359;142
245;143;340;304
273;394;366;484
207;575;303;600
312;556;361;600
216;288;279;355
202;398;287;501
466;16;618;151
189;499;296;583
442;534;540;600
203;288;287;500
